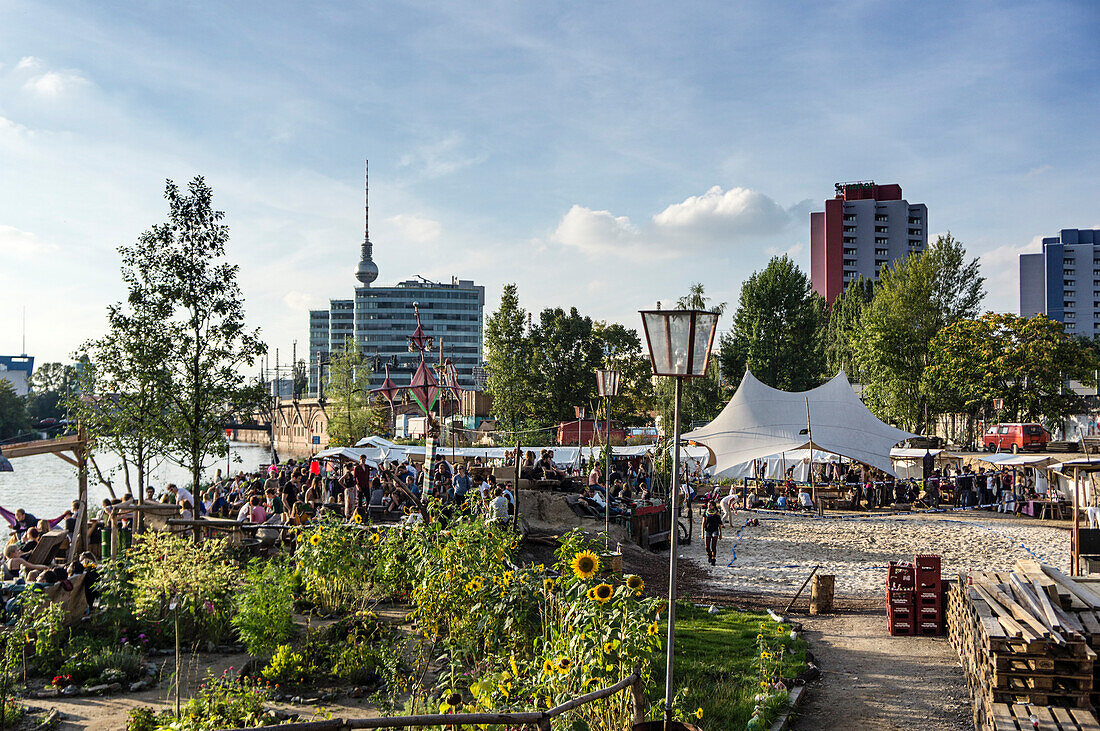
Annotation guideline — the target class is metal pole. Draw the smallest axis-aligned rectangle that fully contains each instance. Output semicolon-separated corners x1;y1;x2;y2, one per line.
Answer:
806;397;815;502
605;396;612;548
663;377;683;725
1074;466;1080;575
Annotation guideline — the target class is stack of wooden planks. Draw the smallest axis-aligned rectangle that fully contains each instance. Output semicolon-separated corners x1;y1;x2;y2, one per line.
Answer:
948;559;1100;730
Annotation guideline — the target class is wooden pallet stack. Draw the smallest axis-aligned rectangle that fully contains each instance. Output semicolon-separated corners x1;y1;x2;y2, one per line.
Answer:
947;559;1100;730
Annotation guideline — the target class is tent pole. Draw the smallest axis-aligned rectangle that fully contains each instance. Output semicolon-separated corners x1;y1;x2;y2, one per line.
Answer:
1074;466;1080;576
805;398;815;502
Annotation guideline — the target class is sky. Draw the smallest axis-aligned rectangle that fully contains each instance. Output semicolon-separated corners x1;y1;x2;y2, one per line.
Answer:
1;1;1099;365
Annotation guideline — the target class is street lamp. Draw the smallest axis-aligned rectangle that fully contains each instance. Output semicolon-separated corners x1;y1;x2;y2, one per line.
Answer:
639;306;719;726
595;369;620;547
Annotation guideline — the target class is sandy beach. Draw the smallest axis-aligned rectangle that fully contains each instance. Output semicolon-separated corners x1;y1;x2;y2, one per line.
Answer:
688;509;1072;598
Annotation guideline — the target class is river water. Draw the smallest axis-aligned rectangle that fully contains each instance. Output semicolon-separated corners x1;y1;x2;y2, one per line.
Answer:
0;442;272;522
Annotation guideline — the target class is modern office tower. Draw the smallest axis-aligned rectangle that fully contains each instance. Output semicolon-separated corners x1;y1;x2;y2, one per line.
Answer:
1019;229;1100;335
810;181;928;303
308;162;485;394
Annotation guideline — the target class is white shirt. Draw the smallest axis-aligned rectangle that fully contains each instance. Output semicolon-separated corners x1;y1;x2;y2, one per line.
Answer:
490;495;510;521
798;492;813;508
174;486;195;506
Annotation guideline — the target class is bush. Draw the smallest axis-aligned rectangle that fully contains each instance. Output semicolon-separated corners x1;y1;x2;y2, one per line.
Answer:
60;644;144;686
294;516;374;612
170;671;273;730
128;533;236;644
125;706;161;731
261;644;306;685
232;558;296;657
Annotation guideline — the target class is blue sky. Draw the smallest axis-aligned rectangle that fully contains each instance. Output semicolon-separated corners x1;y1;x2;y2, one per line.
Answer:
2;1;1098;364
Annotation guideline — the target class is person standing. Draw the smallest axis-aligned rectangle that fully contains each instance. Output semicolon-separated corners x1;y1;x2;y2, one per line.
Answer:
703;503;723;566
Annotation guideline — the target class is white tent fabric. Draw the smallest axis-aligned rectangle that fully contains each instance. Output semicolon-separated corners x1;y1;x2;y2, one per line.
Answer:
684;370;916;478
721;449;839;480
977;453;1054;468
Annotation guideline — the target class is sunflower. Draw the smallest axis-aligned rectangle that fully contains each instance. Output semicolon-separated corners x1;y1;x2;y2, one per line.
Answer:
591;583;613;604
543;578;556;591
542;659;556;674
647;622;660;636
370;533;381;545
352;513;363;524
466;577;484;593
586;588;597;600
510;655;519;677
603;641;617;654
309;534;321;546
695;707;704;719
625;575;645;593
571;551;600;579
556;656;572;672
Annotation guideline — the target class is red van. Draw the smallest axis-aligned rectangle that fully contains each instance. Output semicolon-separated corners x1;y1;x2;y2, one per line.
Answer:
982;423;1050;453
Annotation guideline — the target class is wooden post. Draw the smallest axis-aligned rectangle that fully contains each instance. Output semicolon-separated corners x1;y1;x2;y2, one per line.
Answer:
1074;466;1081;576
76;424;88;557
110;513;119;561
630;669;646;724
805;398;816;501
513;440;521;532
810;574;835;615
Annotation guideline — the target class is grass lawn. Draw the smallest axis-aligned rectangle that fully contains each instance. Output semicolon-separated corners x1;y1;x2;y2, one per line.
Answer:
651;602;807;729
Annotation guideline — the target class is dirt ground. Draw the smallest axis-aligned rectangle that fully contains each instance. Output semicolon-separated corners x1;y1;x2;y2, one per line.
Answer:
790;609;972;731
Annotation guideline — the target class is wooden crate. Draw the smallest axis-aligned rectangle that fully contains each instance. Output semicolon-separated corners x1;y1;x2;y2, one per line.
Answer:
987;702;1100;730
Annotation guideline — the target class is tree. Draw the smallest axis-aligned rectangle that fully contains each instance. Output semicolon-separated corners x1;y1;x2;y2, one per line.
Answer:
529;307;604;426
325;336;385;447
70;230;175;499
825;276;874;377
145;178;267;492
592;321;653;425
26;362;77;422
718;256;826;392
484;284;533;431
854;233;985;432
677;282;727;314
0;381;29;440
924;313;1099;429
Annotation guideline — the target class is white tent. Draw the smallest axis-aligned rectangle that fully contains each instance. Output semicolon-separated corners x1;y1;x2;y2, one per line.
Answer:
720;449;839;481
684;370;916;478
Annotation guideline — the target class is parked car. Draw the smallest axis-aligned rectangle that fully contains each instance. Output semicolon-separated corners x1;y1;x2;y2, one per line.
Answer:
982;423;1050;453
905;435;945;449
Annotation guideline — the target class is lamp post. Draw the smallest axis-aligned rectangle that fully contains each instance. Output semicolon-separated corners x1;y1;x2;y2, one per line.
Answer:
596;369;620;547
574;405;586;475
639;306;719;726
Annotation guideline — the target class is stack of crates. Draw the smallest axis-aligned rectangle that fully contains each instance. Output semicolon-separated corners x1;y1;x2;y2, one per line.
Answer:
914;554;944;636
886;561;915;636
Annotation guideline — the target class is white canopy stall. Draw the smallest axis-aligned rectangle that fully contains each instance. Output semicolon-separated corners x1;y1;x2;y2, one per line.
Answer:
684;371;916;484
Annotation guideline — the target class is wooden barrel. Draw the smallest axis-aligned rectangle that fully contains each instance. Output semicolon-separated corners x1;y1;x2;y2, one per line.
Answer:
810;574;835;615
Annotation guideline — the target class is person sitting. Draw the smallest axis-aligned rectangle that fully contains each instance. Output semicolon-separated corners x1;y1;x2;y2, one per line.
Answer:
798;487;814;510
3;543;48;581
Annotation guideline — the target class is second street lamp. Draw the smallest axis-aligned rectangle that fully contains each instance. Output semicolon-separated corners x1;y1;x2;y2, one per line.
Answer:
595;368;620;548
639;306;719;726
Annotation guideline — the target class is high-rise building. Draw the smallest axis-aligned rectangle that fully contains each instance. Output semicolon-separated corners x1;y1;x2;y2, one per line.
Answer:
308;162;485;395
810;181;928;303
0;355;34;396
1019;228;1100;335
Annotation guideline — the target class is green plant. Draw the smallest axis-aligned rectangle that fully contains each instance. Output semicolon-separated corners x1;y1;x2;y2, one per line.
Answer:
232;558;296;657
128;532;237;643
11;587;69;674
294;515;375;612
169;670;273;730
261;644;306;685
126;706;160;731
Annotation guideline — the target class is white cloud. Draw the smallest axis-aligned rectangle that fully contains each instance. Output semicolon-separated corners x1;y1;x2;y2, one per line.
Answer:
398;132;486;179
765;242;805;260
23;70;89;97
16;56;43;71
0;225;59;259
552;204;645;256
283;291;319;312
653;185;795;240
976;235;1043;314
387;213;441;243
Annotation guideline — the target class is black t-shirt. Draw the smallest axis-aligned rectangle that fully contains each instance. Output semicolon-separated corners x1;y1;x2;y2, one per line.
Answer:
13;513;37;532
703;513;722;533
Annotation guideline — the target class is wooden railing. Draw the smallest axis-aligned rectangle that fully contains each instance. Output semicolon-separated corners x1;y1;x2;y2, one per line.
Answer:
214;669;644;731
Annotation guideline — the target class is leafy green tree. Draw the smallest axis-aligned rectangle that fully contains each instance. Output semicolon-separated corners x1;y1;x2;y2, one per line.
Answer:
654;360;723;432
0;381;29;440
924;313;1099;428
592;321;653;425
825;276;874;377
718;256;826;391
144;178;267;492
326;336;385;447
854;233;985;432
26;362;77;422
484;284;533;431
677;282;727;313
529;307;604;426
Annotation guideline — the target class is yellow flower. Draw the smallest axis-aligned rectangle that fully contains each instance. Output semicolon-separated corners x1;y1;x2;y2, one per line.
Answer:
510;655;519;677
571;551;600;579
591;583;614;604
556;656;572;672
761;651;772;659
626;574;645;593
309;534;321;546
647;622;660;636
760;681;769;688
695;707;704;719
542;659;556;674
352;513;363;524
603;640;618;654
370;532;381;545
466;577;484;592
756;633;763;640
543;578;555;591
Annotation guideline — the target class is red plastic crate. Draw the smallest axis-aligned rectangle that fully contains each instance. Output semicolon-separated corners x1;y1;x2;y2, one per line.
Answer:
887;591;914;608
888;562;915;590
888;619;914;636
917;605;942;622
914;554;941;573
916;586;943;606
888;605;914;621
916;621;943;636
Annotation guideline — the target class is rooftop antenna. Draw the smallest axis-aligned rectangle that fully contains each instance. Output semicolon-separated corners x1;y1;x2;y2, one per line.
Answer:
22;307;26;355
355;158;379;286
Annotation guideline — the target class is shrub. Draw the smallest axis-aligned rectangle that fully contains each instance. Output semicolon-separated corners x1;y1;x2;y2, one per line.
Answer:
60;644;144;686
171;671;273;730
128;532;237;644
125;706;161;731
232;558;296;657
294;516;373;612
261;644;306;685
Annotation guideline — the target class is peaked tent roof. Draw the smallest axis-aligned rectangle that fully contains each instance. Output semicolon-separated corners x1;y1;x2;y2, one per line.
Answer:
683;370;916;477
